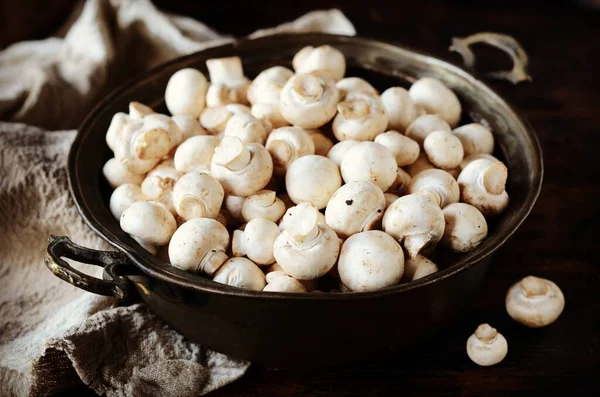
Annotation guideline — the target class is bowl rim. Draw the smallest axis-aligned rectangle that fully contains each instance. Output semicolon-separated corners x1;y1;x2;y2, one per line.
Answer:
69;32;543;301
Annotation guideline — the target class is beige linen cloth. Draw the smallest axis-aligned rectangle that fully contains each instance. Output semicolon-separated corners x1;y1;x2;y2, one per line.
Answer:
0;1;355;396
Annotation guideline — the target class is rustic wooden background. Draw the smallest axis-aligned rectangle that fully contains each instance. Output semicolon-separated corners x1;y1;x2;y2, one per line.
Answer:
3;0;598;395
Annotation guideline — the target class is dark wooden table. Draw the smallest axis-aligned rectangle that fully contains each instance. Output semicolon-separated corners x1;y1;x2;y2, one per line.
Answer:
37;0;598;395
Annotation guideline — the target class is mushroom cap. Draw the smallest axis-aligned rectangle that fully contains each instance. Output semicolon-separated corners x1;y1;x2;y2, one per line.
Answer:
241;190;286;223
173;135;220;173
285;155;342;209
251;103;289;129
232;218;281;265
212;257;266;291
506;276;565;328
223;112;269;145
109;183;144;219
210;137;273;197
309;132;334;156
326;140;360;167
382;194;445;258
106;112;130;152
332;92;388;141
247;66;294;105
375;130;420;167
384;193;400;210
380;87;419;132
408;77;462;127
120;201;177;246
406;153;435;177
292;45;346;81
441;203;488;252
263;275;307;293
408;169;460;208
169;218;230;275
279;73;339;129
325;181;386;238
266;126;315;176
452;123;494;156
424;130;464;169
103;157;145;188
338;230;404;292
336;77;378;99
340;142;397;192
141;164;183;215
172;115;207;142
458;159;509;217
224;195;246;223
273;202;340;280
165;68;208;118
172;171;225;221
402;254;438;282
466;324;508;366
405;114;451;147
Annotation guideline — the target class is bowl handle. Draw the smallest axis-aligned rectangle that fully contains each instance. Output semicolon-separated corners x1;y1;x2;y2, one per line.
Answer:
449;32;532;85
45;235;131;300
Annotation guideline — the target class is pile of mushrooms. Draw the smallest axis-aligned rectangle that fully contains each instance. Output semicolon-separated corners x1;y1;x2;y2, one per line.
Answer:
104;45;513;294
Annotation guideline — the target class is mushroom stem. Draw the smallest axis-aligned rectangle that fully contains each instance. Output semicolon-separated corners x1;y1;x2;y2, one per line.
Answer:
474;323;498;343
416;189;442;207
212;136;252;170
268;140;293;168
404;234;432;259
337;98;369;120
286;203;320;244
482;162;508;195
199;250;229;276
232;230;247;257
133;128;171;160
293;74;324;102
520;275;549;297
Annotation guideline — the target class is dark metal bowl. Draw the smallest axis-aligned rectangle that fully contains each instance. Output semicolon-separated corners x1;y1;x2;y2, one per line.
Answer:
45;33;542;366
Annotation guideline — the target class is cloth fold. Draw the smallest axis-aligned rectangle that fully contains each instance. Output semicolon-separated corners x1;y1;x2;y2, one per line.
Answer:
0;1;355;396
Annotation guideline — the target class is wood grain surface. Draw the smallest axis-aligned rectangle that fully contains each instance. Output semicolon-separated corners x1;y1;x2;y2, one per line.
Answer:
10;0;596;395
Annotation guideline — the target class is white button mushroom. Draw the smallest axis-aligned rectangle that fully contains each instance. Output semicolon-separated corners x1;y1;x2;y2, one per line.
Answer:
409;77;462;127
457;159;509;217
212;257;267;291
441;203;488;252
374;130;420;167
103;157;145;188
129;101;154;119
382;194;445;258
406;153;435;177
292;45;346;81
173;135;221;174
307;130;334;157
232;218;281;265
402;254;438;282
241;190;286;223
106;112;130;152
172;115;207;142
165;68;208;117
210;136;273;197
384;192;400;210
141;161;183;214
466;324;508;366
380;87;420;132
336;77;378;100
263;275;307;293
340;142;397;192
332;92;388;141
169;218;230;275
405;114;451;147
325;181;386;238
199;104;251;136
506;276;565;328
387;167;412;196
285;155;342;209
109;183;145;219
279;73;339;129
460;153;500;170
172;171;224;221
452;123;494;156
120;201;177;246
247;66;294;128
408;169;460;208
423;130;464;169
206;56;251;105
273;202;340;280
266;126;315;176
224;194;246;223
206;84;244;108
326;140;360;167
338;230;404;292
223;112;269;145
